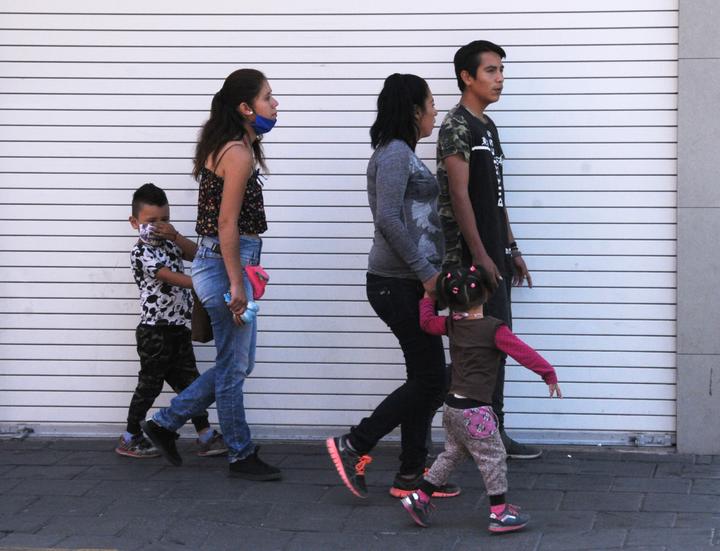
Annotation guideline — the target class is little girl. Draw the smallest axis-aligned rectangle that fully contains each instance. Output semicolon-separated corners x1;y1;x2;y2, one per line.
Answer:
401;265;562;533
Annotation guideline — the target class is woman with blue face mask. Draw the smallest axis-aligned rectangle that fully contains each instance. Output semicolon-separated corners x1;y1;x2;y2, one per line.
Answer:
141;69;282;480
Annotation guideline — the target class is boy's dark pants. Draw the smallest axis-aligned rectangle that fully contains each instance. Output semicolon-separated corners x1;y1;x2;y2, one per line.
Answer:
126;324;210;435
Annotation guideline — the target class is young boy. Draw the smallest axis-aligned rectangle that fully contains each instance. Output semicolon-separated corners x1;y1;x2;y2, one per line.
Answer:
116;183;226;458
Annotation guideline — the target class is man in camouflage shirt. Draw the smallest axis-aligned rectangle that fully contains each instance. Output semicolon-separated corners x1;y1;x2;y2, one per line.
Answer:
436;40;540;460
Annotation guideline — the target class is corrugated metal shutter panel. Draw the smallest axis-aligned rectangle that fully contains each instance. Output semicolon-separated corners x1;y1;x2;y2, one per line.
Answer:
0;0;677;443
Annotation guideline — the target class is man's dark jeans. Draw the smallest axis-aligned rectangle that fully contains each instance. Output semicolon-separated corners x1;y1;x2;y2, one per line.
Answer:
484;273;513;430
348;273;446;475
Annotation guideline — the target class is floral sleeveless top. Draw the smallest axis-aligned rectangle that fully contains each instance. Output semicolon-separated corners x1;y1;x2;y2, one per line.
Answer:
195;167;268;236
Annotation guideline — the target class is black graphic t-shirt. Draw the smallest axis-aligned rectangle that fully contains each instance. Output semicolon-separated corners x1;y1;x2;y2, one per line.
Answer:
131;240;192;327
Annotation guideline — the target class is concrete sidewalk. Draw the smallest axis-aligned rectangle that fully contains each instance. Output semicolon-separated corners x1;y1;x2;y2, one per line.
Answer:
1;438;719;551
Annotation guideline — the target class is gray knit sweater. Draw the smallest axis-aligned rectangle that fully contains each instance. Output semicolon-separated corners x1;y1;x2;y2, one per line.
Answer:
366;139;444;282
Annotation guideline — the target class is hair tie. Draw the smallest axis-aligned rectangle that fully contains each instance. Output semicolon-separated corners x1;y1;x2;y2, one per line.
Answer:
446;273;452;279
452;287;459;294
470;283;476;288
469;265;476;272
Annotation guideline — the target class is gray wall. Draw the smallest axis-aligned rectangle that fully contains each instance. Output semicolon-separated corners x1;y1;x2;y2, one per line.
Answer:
677;0;720;453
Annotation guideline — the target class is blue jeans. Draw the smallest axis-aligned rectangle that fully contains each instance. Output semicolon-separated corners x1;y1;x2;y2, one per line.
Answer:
153;236;261;462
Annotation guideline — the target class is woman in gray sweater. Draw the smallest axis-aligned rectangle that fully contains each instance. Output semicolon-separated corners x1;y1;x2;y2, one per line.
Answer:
327;73;459;500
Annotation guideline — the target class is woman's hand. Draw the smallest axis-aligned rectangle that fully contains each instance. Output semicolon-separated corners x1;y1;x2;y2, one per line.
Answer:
226;280;248;326
422;272;439;298
150;222;179;243
548;383;562;398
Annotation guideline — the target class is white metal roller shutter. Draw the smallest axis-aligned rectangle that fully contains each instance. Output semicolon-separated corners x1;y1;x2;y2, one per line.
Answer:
0;0;677;444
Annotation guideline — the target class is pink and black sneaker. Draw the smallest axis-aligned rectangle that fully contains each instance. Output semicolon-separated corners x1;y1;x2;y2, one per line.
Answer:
488;503;529;533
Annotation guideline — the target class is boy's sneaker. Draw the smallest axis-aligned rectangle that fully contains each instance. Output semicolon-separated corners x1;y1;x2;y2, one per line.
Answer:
389;470;461;498
228;446;281;481
140;419;182;467
401;491;435;527
196;430;228;457
325;435;372;498
501;431;542;460
114;434;160;459
488;504;530;533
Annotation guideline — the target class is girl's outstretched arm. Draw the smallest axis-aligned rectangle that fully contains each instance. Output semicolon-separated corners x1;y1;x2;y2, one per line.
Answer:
495;325;561;395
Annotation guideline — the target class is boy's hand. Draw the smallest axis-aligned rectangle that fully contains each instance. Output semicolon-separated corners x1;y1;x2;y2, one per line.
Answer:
152;222;180;243
548;383;562;398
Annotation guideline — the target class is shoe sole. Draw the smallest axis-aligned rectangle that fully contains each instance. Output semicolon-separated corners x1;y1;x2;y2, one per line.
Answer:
390;487;461;499
489;521;528;533
507;451;542;460
140;420;182;467
228;470;282;481
401;498;430;527
197;448;229;457
325;437;367;499
114;448;161;459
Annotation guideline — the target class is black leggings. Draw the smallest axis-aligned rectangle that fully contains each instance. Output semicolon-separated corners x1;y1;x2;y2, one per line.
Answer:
348;274;446;475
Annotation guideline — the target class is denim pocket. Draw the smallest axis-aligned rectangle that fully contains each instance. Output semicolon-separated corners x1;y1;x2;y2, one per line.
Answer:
463;406;498;440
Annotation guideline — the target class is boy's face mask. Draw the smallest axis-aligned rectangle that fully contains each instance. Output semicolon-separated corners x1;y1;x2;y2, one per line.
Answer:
138;223;164;247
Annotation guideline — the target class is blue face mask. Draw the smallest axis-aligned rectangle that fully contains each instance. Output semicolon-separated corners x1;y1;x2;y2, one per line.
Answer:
251;114;276;135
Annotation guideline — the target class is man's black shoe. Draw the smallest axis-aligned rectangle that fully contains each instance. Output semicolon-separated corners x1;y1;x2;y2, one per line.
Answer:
140;419;182;466
500;431;542;460
229;446;282;481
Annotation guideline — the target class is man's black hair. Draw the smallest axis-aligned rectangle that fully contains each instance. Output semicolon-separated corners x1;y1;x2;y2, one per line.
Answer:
453;40;506;91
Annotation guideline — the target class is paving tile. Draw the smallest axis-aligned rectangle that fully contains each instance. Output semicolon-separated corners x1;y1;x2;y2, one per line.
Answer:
533;473;612;491
0;479;21;494
177;499;273;526
0;495;38;515
0;512;52;533
3;465;89;480
674;512;720;529
524;510;595;533
49;438;121;451
0;449;69;466
643;492;720;513
612;476;691;494
199;527;293;551
577;460;656;478
84;479;172;499
240;481;328;504
537;528;628;550
626;526;715;547
690;478;720;494
102;497;195;518
561;491;644;512
455;530;542;551
6;478;100;497
0;439;51;451
593;511;676;528
58;534;144;550
0;532;65;548
20;495;113;517
657;463;720;479
288;531;461;551
75;464;165;481
115;516;174;542
36;514;130;536
262;502;352;532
